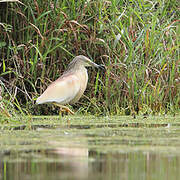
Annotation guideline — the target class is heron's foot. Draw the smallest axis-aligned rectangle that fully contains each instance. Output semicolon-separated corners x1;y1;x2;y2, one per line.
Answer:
61;107;74;115
53;103;74;115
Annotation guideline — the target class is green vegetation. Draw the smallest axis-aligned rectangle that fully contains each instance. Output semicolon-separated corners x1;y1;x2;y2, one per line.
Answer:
0;0;179;116
1;115;180;180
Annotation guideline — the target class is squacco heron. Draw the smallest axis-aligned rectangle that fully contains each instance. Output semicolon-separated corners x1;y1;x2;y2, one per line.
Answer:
36;55;104;115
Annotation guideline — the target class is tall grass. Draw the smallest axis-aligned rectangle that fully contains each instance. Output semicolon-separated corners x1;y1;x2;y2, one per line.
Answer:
0;0;179;116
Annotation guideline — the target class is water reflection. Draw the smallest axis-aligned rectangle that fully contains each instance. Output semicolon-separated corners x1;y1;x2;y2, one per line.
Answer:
1;148;180;180
1;115;180;180
48;142;89;179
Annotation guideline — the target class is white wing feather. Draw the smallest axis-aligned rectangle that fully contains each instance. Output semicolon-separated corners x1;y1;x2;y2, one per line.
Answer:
36;74;80;105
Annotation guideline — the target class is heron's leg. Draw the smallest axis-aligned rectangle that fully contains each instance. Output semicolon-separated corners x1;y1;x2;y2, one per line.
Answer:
53;103;74;115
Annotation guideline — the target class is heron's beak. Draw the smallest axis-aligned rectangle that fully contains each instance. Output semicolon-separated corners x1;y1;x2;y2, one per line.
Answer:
88;60;106;71
87;60;99;68
97;64;106;71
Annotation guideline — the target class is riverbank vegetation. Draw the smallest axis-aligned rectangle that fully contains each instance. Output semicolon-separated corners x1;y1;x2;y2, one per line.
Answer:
0;0;179;117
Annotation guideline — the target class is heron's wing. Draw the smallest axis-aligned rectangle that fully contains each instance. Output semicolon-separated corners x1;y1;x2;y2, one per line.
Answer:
36;74;80;105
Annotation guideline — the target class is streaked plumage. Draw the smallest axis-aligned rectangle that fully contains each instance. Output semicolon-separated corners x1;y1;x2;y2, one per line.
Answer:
36;55;103;114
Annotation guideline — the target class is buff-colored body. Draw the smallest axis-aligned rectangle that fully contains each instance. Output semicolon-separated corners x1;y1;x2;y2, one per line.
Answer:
36;55;102;114
36;66;88;105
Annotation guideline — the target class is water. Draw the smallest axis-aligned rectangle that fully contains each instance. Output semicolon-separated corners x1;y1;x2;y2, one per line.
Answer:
0;115;180;180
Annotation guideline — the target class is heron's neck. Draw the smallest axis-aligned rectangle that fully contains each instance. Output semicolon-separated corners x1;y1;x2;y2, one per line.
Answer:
64;64;87;75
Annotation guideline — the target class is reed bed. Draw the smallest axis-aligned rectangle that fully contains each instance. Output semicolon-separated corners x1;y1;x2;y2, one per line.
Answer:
0;0;179;116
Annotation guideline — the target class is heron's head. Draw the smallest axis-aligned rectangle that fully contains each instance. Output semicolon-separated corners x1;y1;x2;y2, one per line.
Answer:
68;55;105;70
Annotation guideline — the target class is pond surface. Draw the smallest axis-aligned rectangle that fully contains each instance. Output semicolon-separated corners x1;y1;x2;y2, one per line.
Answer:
0;115;180;180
